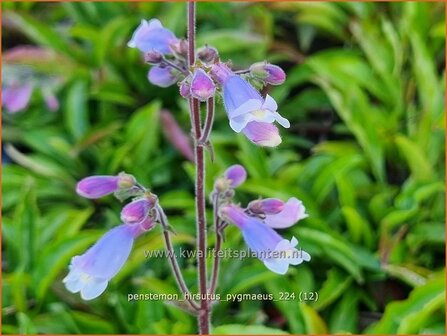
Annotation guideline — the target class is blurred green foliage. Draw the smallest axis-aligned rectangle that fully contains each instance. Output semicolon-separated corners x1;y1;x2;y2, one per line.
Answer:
2;2;445;334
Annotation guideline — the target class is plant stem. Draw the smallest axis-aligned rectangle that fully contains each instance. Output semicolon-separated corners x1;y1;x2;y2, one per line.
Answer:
199;97;215;144
156;204;200;311
187;2;210;334
209;192;222;295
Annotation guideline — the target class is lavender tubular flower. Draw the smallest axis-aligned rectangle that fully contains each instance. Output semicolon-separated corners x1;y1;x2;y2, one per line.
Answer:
127;19;178;54
210;62;289;146
221;205;310;274
63;224;141;300
222;75;289;133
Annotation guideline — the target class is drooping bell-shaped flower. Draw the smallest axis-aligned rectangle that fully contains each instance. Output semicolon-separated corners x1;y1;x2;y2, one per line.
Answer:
248;198;285;215
220;204;310;274
63;224;141;300
127;19;178;54
210;63;289;136
264;197;308;229
76;173;136;199
2;83;33;113
190;69;215;101
242;121;282;147
148;66;178;88
249;62;286;86
224;164;247;188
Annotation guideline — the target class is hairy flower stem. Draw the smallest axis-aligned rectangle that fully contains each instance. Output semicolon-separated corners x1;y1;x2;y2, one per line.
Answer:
187;2;211;334
157;205;200;311
199;97;215;144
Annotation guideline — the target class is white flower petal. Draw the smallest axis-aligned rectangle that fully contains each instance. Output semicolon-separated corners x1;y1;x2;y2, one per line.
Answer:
263;258;289;275
229;99;263;118
263;94;278;112
290;236;298;247
80;279;108;300
147;18;162;30
301;250;311;262
229;117;248;133
273;112;290;128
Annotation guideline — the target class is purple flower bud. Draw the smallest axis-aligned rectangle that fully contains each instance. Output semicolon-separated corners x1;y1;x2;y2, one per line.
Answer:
248;198;285;215
190;69;216;101
242;121;282;147
197;46;219;63
161;110;194;161
63;224;139;300
2;83;33;113
224;164;247;188
127;19;178;54
220;204;310;274
249;62;286;85
179;80;191;98
76;174;136;199
42;90;59;111
121;197;155;225
148;66;178;87
144;50;164;64
264;197;308;228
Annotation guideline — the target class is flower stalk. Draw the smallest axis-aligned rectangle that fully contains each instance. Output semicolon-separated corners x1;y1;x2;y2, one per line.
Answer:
187;2;211;333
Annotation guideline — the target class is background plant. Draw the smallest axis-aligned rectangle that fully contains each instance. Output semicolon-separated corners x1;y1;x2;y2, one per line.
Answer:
2;2;445;334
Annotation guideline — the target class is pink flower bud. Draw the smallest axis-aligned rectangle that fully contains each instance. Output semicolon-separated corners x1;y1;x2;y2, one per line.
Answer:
197;45;219;63
224;164;247;188
179;80;191;98
190;68;216;101
250;62;286;85
120;197;155;225
248;198;285;215
76;174;136;199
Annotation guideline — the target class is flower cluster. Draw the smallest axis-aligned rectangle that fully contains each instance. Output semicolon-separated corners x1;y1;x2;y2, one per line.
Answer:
214;165;310;274
64;173;158;300
127;19;289;147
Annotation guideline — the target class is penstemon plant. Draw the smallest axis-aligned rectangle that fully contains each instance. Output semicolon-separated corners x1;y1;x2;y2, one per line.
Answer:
63;3;310;334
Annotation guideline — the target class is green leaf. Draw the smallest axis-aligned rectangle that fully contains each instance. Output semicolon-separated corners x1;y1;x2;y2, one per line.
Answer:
65;80;89;140
312;268;353;311
366;272;446;334
395;135;434;181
